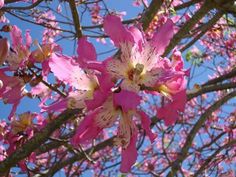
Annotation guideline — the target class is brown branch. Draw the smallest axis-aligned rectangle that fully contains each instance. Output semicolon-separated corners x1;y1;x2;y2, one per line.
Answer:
203;68;236;86
166;90;236;177
193;139;236;177
1;0;44;10
174;0;202;11
187;82;236;100
4;0;21;4
39;137;115;176
68;0;83;38
82;18;138;30
0;109;82;174
180;11;223;52
28;67;67;98
141;0;164;31
163;0;214;56
7;11;75;34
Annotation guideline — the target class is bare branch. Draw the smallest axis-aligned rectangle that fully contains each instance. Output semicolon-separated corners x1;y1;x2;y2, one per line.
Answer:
166;90;236;177
203;68;236;86
180;11;223;52
141;0;164;31
187;82;236;100
193;139;236;177
1;0;44;10
163;0;214;56
0;109;82;174
68;0;83;38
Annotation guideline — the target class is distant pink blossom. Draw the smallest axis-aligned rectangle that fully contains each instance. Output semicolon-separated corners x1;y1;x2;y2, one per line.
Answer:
0;0;4;9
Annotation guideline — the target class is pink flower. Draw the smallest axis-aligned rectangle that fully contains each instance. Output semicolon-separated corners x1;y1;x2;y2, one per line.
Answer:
0;0;4;9
6;26;32;69
103;15;175;92
72;89;155;172
0;68;25;119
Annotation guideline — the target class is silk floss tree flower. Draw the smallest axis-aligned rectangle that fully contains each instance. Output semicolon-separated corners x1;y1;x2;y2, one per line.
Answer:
104;15;179;93
70;14;186;173
104;14;187;124
5;26;32;69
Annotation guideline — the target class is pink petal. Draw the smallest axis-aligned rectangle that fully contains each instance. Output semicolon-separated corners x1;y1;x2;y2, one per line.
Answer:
139;111;156;142
48;53;89;90
71;109;102;145
49;53;77;84
85;89;108;110
113;90;141;112
0;0;4;9
40;99;67;113
86;61;105;72
120;131;138;173
42;60;50;77
128;26;144;51
151;19;174;55
165;75;187;94
157;106;177;126
157;90;186;126
25;30;32;49
77;37;97;68
18;160;27;172
172;89;187;112
96;72;114;91
103;15;134;47
10;25;23;49
86;73;113;110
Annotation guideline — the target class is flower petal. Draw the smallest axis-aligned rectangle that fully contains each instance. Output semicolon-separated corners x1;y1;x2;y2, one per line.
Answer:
120;130;138;173
0;0;4;9
151;19;174;55
128;26;144;51
77;37;97;68
71;109;102;145
113;90;141;112
48;53;91;90
103;15;134;47
139;111;156;142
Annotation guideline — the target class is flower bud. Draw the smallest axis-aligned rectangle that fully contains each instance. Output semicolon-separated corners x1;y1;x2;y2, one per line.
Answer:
0;38;9;65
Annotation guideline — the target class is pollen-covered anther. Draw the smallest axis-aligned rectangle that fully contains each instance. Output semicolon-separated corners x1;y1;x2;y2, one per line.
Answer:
67;97;77;109
113;136;129;148
127;63;144;81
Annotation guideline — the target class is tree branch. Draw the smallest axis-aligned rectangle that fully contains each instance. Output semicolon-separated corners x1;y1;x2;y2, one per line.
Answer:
141;0;164;31
163;0;214;56
166;90;236;177
0;109;82;174
187;82;236;100
1;0;44;10
68;0;83;38
180;11;223;52
39;137;115;176
174;0;202;11
203;68;236;86
193;139;236;177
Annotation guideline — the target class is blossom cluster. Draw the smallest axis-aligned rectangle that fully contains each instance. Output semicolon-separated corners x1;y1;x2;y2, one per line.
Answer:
0;14;187;172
